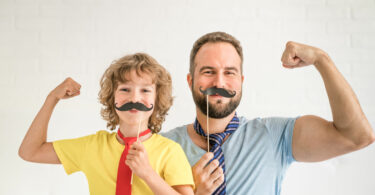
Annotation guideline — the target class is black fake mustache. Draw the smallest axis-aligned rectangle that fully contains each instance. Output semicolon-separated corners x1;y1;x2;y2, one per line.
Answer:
199;86;236;98
115;102;154;111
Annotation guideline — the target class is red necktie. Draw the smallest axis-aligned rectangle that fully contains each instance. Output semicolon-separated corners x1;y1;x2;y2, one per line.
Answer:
116;128;151;195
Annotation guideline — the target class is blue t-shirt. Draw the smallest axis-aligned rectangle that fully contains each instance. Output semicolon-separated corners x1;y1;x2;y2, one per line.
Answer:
161;116;297;195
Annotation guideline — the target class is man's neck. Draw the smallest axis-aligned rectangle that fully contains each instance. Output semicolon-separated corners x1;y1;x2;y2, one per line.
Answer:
186;109;236;151
195;108;236;134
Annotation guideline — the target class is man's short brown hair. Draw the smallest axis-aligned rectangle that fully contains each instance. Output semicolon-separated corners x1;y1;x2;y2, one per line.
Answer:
189;32;243;77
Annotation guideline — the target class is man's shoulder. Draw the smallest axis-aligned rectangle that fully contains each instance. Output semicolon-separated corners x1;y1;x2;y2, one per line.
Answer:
239;116;297;128
160;124;189;142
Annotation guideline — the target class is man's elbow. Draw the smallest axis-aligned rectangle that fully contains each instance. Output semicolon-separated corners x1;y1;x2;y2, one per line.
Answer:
355;127;375;149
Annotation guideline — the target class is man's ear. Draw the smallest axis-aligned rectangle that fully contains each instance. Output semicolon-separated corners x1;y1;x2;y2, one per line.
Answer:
187;73;193;90
242;75;244;83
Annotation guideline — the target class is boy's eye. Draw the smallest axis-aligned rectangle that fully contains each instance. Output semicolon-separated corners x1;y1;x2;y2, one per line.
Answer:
120;88;129;92
142;89;151;93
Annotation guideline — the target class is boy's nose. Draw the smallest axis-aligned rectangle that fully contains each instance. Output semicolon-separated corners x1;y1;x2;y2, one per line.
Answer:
130;91;141;102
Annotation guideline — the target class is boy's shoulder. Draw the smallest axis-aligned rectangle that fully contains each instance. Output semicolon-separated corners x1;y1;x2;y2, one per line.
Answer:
152;133;181;148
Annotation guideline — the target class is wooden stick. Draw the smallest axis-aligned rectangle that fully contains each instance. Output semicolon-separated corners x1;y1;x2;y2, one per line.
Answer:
206;94;209;152
131;119;142;185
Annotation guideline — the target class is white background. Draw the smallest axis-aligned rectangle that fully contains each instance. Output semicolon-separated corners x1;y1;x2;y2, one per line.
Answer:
1;0;374;194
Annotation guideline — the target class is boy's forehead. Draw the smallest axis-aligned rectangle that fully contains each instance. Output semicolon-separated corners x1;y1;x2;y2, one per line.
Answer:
118;70;155;85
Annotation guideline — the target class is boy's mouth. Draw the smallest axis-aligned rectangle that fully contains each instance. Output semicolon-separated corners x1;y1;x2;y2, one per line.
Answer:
129;109;138;113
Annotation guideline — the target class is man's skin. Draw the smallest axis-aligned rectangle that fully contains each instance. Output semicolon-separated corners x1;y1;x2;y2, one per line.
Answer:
187;41;375;194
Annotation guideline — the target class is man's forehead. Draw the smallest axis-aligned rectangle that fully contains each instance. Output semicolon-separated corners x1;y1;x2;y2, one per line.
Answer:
194;42;241;71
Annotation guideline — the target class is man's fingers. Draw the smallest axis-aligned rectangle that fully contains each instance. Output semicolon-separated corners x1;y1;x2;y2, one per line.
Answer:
193;152;214;172
204;159;219;174
212;174;225;190
208;166;223;183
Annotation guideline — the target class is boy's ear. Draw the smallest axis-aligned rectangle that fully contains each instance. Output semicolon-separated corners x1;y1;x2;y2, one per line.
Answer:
187;73;193;91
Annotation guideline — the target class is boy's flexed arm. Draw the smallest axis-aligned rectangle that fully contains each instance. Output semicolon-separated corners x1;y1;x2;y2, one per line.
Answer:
18;77;81;164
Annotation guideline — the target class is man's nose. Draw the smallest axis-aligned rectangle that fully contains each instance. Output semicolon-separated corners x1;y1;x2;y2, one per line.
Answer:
212;73;225;88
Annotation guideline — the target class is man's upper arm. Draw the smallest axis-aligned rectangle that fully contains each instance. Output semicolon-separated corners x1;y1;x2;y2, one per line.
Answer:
292;115;357;162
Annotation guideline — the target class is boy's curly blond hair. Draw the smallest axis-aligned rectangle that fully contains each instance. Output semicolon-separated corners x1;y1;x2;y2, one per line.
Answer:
98;53;173;133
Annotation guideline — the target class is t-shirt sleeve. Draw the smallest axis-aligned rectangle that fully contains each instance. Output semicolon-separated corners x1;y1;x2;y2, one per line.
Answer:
52;135;91;175
261;117;298;165
163;143;195;189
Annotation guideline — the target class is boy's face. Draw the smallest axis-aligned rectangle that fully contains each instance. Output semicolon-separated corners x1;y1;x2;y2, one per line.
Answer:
114;70;156;126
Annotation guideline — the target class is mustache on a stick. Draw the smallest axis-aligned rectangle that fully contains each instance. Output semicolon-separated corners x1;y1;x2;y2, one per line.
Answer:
115;102;154;111
199;86;236;98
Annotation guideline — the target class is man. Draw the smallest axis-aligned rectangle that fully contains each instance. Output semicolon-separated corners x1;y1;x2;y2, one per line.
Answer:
161;32;374;195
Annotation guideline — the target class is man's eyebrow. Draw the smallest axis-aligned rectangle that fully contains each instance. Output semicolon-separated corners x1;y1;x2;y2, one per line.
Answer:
225;66;239;72
199;66;215;72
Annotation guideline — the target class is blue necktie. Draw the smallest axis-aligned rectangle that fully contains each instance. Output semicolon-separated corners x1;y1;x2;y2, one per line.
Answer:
193;113;240;195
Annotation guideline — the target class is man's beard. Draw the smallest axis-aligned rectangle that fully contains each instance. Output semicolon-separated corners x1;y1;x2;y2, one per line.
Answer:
192;85;241;119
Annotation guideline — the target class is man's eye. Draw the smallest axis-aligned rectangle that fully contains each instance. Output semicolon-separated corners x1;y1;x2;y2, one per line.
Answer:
203;71;213;74
226;71;235;75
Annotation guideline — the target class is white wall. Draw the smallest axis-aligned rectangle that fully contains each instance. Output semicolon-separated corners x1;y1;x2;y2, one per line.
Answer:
1;0;374;194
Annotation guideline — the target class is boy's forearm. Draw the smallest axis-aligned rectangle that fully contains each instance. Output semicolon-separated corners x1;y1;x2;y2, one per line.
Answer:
143;169;180;195
18;95;59;160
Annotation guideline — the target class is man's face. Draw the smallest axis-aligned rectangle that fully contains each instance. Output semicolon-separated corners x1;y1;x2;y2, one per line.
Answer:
188;42;244;118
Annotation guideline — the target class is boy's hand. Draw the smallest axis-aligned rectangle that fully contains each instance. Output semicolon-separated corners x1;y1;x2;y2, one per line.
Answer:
126;141;153;180
48;77;81;101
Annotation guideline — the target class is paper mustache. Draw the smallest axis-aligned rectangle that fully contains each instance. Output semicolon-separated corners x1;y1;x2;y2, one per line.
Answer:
115;102;154;111
199;86;236;98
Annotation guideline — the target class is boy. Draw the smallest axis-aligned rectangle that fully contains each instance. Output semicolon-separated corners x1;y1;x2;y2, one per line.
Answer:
19;53;194;195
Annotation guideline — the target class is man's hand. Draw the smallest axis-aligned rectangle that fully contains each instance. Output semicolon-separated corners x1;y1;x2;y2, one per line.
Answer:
281;41;328;69
192;152;224;195
49;77;81;101
126;141;153;180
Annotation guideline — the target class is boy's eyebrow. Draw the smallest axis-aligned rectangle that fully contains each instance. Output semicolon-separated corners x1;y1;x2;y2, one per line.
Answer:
117;82;155;88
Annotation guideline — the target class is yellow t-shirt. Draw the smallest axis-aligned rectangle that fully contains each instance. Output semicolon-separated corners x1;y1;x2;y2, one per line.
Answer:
53;130;194;195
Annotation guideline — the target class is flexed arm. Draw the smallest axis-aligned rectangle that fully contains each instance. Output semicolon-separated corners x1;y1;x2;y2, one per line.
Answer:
18;78;81;164
281;41;375;162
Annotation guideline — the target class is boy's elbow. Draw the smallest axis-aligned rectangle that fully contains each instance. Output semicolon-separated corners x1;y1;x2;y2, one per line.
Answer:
18;146;33;162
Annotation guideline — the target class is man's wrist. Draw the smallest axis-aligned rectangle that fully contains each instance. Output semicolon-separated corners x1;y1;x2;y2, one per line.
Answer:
314;50;332;70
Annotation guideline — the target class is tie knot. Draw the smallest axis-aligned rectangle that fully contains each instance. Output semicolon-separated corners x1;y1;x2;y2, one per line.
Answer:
193;113;240;148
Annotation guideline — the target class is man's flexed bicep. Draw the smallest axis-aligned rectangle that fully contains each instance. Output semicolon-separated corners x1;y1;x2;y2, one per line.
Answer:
281;41;374;162
293;115;354;162
292;115;372;162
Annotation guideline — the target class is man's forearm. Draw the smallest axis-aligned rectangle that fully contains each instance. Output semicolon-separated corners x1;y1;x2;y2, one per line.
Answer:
314;52;374;147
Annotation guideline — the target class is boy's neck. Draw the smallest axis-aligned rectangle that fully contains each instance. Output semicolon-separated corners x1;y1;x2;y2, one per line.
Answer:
116;121;151;144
